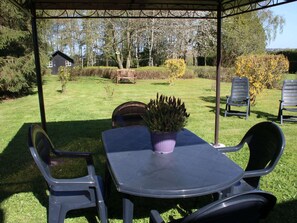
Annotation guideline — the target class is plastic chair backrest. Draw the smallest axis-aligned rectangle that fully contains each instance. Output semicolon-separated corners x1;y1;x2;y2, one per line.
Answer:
241;122;285;187
112;101;147;128
230;77;249;101
28;124;54;183
180;191;276;223
282;79;297;106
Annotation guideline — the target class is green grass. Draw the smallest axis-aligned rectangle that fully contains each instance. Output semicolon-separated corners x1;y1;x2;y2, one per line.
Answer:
0;75;296;222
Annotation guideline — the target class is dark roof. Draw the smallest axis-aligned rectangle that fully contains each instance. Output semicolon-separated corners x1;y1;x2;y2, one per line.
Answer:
52;51;74;63
10;0;297;18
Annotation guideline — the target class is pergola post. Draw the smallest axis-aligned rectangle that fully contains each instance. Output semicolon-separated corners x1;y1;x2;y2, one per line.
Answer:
31;6;47;131
214;1;222;146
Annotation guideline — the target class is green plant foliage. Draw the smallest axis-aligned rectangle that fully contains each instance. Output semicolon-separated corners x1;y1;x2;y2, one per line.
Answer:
164;59;186;84
0;55;37;97
235;54;289;104
143;93;190;132
58;66;70;93
274;49;297;73
222;12;266;67
0;1;49;98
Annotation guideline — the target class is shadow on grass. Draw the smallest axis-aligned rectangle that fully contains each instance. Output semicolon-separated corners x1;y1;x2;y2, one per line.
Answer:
200;95;279;121
200;96;227;105
0;119;111;222
1;119;295;222
0;119;211;222
264;199;297;223
151;82;170;86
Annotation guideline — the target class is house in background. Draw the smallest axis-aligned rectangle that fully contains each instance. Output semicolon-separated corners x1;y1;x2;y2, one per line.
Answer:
48;50;74;74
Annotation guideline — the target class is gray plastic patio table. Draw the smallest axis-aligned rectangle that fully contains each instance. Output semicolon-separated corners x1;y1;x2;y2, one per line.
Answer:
101;126;244;223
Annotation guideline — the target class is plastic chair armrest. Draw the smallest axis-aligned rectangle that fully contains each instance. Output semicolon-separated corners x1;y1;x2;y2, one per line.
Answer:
217;144;242;153
53;149;95;167
49;175;96;191
53;149;95;158
150;210;165;223
243;168;272;178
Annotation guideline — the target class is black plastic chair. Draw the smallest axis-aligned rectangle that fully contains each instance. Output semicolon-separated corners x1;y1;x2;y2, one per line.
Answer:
217;122;285;198
27;124;94;166
150;191;276;223
106;101;147;198
28;124;107;223
111;101;147;128
278;79;297;124
225;77;250;119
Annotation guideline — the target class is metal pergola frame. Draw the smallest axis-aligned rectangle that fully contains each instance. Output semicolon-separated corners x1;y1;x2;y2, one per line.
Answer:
8;0;297;145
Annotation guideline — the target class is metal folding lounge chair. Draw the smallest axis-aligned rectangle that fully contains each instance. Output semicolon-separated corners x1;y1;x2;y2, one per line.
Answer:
225;77;250;119
278;79;297;124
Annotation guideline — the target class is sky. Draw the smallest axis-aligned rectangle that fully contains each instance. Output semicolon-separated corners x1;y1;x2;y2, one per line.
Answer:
266;2;297;49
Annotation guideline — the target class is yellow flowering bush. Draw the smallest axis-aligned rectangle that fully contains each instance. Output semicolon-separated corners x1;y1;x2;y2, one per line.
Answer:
164;59;186;84
58;66;71;93
235;54;289;104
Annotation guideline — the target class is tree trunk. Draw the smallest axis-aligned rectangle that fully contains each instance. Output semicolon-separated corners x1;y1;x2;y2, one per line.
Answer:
116;52;124;69
126;30;131;69
134;34;140;68
148;18;155;66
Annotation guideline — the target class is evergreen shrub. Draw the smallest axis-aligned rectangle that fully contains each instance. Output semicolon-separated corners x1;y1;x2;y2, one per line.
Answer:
0;55;37;97
275;50;297;73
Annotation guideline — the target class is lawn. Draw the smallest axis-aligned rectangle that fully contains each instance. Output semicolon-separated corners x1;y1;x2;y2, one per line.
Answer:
0;75;296;223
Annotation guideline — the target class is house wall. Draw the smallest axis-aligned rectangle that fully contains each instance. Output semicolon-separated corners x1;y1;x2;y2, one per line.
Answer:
51;54;73;74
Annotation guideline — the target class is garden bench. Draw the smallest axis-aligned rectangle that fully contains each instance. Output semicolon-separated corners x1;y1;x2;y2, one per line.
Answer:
278;79;297;124
116;69;136;84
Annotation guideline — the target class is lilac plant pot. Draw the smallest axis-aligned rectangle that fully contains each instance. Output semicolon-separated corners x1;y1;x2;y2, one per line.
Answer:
151;131;177;154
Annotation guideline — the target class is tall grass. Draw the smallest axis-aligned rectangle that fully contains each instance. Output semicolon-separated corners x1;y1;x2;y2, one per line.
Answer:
0;75;296;222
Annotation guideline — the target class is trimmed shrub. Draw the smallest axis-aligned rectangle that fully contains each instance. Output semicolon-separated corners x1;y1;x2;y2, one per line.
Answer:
134;67;169;79
189;66;234;82
275;50;297;73
235;54;289;104
68;66;196;81
70;66;117;79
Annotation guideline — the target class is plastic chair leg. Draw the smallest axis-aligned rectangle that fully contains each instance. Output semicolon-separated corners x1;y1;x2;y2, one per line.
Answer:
49;202;64;223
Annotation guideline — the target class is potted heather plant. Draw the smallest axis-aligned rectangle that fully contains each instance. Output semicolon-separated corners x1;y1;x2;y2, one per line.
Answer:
143;93;190;154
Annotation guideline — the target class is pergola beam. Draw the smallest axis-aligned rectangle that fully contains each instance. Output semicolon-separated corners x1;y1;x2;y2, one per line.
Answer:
9;0;297;19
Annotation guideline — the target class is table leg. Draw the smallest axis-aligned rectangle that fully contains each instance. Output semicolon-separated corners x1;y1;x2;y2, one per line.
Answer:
123;195;134;223
104;164;111;202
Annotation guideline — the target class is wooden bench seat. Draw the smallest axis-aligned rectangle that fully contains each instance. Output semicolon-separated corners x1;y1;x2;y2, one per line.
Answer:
116;69;136;84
